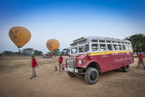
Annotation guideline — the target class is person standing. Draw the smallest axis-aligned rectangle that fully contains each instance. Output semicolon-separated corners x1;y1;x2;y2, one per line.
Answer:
30;56;39;79
58;55;63;72
136;53;145;69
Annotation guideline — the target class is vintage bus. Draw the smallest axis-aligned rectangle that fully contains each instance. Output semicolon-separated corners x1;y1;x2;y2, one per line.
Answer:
65;36;134;85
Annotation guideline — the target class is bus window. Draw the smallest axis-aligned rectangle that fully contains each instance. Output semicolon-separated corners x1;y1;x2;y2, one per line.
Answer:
127;45;130;50
118;45;122;50
79;41;86;45
112;41;116;43
107;41;111;43
99;40;105;42
130;45;133;50
92;44;99;51
79;46;86;53
71;47;77;54
113;44;118;50
126;45;129;50
129;45;133;50
100;44;107;51
107;44;113;50
122;45;126;50
92;40;98;42
71;43;78;46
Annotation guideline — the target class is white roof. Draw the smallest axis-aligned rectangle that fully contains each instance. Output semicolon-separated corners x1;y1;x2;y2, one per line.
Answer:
71;36;131;46
84;36;130;42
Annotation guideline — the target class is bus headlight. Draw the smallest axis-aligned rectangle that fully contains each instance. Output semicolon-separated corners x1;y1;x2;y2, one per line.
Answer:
78;59;82;64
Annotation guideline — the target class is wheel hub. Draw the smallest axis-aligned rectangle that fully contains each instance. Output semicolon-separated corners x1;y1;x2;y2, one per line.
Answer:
90;71;97;81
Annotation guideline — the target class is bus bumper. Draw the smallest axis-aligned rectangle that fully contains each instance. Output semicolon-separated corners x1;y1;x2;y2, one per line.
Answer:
64;67;84;73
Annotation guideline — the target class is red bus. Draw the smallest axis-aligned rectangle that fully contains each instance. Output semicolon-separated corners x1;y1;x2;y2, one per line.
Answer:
65;36;134;84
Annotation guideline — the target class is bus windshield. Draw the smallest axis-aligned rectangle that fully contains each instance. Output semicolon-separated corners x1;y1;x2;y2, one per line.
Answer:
71;45;87;54
71;47;77;54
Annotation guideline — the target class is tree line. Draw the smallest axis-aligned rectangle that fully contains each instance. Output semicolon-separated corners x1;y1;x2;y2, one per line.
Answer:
1;48;42;56
47;48;70;56
1;48;69;56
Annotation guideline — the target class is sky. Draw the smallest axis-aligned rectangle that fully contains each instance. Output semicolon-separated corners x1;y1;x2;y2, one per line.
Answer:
0;0;145;53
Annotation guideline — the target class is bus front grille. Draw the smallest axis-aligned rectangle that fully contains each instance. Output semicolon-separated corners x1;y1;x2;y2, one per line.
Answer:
68;57;75;68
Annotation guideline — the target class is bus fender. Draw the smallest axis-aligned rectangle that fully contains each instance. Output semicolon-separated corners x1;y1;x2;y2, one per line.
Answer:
85;60;101;73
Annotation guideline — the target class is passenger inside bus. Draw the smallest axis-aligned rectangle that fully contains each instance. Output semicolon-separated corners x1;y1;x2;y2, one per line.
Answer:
92;44;99;51
113;44;118;50
79;46;85;52
100;44;107;51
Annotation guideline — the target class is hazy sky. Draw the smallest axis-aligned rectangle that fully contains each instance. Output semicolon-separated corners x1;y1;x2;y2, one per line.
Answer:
0;0;145;53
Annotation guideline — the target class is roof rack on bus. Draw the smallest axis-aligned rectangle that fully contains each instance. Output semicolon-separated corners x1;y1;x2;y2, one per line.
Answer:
73;37;86;42
71;37;87;46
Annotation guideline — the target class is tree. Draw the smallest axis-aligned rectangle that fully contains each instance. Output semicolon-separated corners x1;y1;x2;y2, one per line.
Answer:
125;33;145;53
2;51;14;55
62;48;70;55
22;48;34;55
60;51;65;55
14;52;22;55
2;51;23;55
47;52;52;54
52;49;60;55
33;50;43;55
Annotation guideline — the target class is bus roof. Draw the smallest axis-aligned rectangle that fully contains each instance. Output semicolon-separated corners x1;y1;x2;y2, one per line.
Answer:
73;36;130;42
86;36;129;41
71;36;130;45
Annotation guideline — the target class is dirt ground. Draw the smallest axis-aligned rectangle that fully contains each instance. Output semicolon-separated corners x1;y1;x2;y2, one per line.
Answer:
0;56;145;97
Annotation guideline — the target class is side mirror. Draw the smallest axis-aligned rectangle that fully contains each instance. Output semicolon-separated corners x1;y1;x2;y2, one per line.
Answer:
85;44;89;52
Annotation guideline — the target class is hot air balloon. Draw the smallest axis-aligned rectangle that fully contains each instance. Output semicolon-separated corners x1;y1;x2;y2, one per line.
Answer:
46;39;60;52
9;26;31;51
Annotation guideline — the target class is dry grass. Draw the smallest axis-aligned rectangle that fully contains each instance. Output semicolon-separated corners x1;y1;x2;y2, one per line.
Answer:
0;56;67;73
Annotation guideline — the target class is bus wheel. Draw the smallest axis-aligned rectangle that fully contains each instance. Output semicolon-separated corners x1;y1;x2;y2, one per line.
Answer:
67;72;76;77
123;65;129;72
85;67;99;85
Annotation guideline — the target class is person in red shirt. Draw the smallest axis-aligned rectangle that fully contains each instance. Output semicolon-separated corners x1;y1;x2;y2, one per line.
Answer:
58;55;63;72
30;56;39;79
136;53;145;69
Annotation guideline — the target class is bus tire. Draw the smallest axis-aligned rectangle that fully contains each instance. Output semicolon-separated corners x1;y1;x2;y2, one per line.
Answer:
67;72;76;77
123;65;129;72
85;67;99;85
